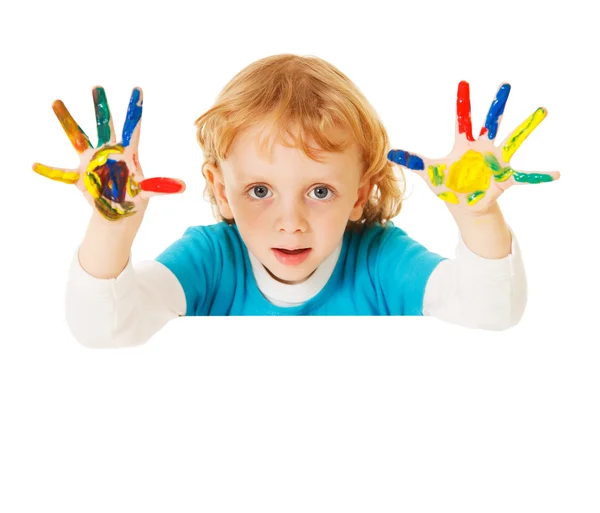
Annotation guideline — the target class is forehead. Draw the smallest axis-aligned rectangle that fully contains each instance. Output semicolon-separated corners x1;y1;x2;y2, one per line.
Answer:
225;119;361;170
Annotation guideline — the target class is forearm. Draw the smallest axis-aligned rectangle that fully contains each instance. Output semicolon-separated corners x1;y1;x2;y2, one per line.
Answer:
78;209;144;279
447;201;511;259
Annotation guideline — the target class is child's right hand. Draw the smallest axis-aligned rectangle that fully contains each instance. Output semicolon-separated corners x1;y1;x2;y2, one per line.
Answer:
32;86;186;223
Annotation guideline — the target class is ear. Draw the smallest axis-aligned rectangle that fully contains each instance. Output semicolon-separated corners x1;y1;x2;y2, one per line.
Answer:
349;179;373;221
204;162;234;219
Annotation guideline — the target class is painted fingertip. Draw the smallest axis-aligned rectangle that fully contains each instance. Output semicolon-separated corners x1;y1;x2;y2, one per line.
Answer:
139;177;186;194
132;86;144;99
388;149;425;170
457;81;474;142
32;163;45;175
122;89;144;147
92;86;107;102
483;84;512;140
51;99;65;112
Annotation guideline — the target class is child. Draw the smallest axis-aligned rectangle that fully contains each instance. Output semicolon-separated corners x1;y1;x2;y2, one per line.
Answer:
32;54;559;348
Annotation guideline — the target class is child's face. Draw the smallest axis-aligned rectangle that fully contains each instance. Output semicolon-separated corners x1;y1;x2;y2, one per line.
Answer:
208;120;370;285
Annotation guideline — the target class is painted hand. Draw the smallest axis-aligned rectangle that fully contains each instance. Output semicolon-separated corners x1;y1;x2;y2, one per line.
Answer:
387;81;560;215
32;87;186;221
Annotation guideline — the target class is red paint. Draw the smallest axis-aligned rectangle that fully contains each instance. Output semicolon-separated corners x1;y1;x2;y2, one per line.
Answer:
272;248;311;266
457;81;474;141
139;177;185;193
479;127;488;137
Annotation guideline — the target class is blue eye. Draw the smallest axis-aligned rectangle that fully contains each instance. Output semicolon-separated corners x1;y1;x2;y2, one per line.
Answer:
249;185;272;199
309;186;333;200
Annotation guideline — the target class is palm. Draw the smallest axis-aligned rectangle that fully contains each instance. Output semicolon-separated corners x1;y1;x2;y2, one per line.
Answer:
388;81;560;215
33;87;186;221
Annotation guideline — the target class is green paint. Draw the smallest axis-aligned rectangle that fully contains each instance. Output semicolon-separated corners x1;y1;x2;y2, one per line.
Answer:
85;171;102;197
94;88;111;147
513;172;554;184
485;153;513;182
428;164;445;186
467;191;485;205
494;166;513;182
77;124;92;146
95;197;136;221
484;153;501;172
502;108;546;162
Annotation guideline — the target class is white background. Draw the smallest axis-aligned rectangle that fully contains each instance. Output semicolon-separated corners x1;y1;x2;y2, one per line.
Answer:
1;0;598;511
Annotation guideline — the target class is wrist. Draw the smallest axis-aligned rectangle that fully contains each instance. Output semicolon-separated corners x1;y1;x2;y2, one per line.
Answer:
448;201;512;259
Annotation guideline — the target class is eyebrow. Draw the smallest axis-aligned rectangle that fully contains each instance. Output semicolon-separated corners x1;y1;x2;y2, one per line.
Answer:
233;164;348;183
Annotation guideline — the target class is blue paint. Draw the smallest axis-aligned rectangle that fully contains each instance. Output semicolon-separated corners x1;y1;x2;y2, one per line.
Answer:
103;159;129;202
387;149;424;170
122;88;143;147
484;83;511;140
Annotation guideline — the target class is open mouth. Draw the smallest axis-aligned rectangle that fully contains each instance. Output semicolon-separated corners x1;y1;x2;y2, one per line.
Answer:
275;248;309;254
272;247;312;266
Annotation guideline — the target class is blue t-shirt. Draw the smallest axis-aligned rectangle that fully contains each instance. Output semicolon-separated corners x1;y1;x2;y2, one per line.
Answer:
155;221;445;316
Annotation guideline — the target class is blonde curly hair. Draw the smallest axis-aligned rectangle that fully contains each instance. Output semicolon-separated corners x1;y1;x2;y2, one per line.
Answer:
194;53;405;228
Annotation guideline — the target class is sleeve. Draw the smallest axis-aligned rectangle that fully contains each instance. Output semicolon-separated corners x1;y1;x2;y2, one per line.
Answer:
422;225;527;330
154;226;219;316
376;225;446;315
65;250;186;348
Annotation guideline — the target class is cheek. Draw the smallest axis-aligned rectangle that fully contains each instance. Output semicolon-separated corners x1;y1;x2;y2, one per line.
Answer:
310;203;350;235
314;197;354;220
230;198;268;231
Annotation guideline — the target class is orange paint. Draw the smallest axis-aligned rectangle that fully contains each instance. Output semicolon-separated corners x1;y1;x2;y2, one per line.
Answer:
52;100;91;153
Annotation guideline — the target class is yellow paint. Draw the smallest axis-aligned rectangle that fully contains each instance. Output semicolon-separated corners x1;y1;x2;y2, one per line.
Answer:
32;163;79;184
428;164;446;186
95;197;136;221
502;107;547;162
84;170;102;199
446;150;490;193
127;176;141;197
438;191;459;204
494;167;513;182
86;145;125;173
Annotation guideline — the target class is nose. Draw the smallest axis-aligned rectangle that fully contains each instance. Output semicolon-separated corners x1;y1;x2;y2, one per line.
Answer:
276;197;308;234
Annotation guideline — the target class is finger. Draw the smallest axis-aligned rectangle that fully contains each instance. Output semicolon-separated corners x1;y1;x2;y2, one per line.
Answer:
501;107;547;162
32;162;80;184
92;86;116;146
138;177;186;196
456;80;474;141
121;87;143;148
479;83;511;141
52;100;92;153
387;149;426;171
511;169;560;184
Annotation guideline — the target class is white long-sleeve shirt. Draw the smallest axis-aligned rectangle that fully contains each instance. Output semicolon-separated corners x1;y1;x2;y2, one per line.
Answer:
65;228;526;348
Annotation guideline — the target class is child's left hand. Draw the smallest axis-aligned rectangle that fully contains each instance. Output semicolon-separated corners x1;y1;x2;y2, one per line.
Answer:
387;81;560;216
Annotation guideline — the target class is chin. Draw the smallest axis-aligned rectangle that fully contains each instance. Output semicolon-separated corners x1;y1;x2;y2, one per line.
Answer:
268;262;314;285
